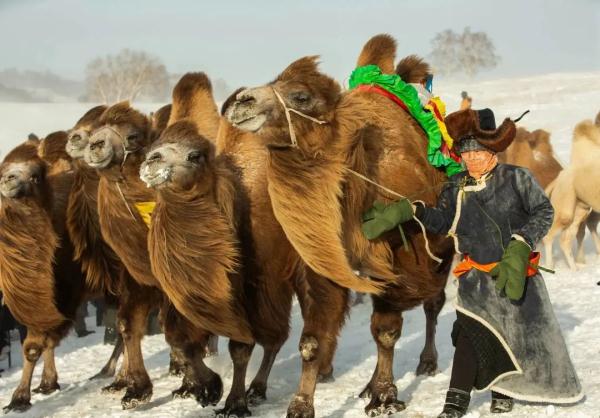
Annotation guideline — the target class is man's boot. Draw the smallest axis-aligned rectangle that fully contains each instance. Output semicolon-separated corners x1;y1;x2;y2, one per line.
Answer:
490;391;514;413
437;388;471;418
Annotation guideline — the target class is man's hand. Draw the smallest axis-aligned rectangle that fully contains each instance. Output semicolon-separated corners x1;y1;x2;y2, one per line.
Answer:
490;240;531;301
362;198;414;240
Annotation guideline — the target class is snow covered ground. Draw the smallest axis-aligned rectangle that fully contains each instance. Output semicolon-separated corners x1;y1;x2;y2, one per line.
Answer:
0;71;599;417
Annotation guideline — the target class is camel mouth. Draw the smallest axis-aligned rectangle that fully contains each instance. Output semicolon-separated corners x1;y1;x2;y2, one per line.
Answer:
140;163;172;188
0;181;24;199
85;152;113;169
65;141;86;159
231;113;268;132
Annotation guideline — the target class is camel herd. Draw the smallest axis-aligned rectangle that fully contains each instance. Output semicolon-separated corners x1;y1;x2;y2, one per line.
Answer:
0;34;598;418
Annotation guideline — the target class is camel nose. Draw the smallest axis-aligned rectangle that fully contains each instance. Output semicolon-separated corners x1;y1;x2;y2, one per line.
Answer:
4;174;17;182
69;133;83;145
236;90;257;106
146;151;163;164
89;139;106;151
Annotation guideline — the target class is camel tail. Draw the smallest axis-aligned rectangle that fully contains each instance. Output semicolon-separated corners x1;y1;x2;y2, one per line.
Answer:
356;34;397;74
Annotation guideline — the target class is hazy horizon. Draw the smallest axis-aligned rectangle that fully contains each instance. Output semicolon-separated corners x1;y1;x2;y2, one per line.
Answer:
0;0;598;87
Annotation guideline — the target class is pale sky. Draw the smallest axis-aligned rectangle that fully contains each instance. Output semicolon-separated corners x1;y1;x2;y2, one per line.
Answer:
0;0;598;86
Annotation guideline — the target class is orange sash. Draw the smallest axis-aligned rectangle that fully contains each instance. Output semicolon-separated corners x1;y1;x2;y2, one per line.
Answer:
453;252;541;278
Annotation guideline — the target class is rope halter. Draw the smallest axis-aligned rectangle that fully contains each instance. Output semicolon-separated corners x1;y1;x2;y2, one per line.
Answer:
271;87;328;148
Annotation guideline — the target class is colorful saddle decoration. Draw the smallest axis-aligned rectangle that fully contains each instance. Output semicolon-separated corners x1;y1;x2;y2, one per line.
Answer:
349;64;462;176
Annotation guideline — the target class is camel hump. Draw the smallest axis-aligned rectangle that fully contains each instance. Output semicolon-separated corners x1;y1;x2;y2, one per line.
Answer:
168;72;220;139
595;111;600;127
395;55;432;83
573;119;600;145
356;33;397;74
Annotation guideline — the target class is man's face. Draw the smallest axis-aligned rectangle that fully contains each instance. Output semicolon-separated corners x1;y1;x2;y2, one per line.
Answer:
461;149;496;177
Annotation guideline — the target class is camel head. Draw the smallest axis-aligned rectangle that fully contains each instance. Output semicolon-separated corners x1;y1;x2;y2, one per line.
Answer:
84;102;151;170
140;120;214;192
66;105;107;160
224;56;341;151
0;142;47;202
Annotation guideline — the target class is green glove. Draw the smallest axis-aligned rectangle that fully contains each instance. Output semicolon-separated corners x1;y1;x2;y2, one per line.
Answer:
490;239;531;301
361;198;414;240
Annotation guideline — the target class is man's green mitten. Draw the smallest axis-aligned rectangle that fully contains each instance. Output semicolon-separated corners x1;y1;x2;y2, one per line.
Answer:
361;198;414;240
490;239;531;301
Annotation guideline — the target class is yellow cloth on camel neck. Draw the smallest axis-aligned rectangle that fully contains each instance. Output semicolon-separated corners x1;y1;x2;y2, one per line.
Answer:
134;201;156;228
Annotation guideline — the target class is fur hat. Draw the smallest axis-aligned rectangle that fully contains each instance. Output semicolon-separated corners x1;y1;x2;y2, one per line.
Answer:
446;108;516;153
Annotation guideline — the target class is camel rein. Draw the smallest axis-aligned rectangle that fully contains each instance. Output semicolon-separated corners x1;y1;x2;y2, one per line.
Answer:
272;87;442;263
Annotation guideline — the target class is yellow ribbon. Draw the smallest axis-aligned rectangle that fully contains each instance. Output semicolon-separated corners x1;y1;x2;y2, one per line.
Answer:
134;201;156;228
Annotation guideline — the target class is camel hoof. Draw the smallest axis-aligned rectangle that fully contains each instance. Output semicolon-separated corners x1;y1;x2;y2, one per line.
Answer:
215;401;252;418
416;358;438;376
171;384;195;400
246;383;267;406
317;370;335;384
32;382;60;395
196;373;224;407
101;380;127;394
121;385;152;410
286;396;314;418
3;399;32;413
364;382;405;417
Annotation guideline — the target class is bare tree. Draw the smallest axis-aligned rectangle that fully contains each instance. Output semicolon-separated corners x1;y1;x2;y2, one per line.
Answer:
430;27;500;77
85;49;169;103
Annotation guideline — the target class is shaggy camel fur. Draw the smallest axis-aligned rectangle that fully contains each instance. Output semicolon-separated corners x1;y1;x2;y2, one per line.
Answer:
84;100;222;409
221;75;354;413
543;114;600;270
226;34;455;417
0;139;86;412
142;72;329;416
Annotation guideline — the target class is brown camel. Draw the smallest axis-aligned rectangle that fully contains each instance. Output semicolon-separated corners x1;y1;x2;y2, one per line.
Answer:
0;138;86;412
498;127;562;189
140;72;311;417
226;35;455;417
83;100;223;409
219;75;354;412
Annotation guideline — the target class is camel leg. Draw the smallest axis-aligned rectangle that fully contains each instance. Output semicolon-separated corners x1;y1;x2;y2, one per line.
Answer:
246;345;281;405
91;333;124;380
560;204;590;271
543;219;566;269
161;303;223;407
102;342;129;393
216;340;254;417
114;283;155;409
360;298;406;417
587;212;600;255
3;330;46;413
287;270;348;418
169;348;186;377
32;343;60;394
575;217;587;264
416;289;446;376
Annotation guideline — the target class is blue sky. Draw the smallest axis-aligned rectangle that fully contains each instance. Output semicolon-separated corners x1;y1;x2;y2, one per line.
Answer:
0;0;598;86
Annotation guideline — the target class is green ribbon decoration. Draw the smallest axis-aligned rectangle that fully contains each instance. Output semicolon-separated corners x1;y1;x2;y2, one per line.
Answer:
349;65;463;177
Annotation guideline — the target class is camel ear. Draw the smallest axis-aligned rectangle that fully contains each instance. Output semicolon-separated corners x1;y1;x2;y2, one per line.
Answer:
357;34;396;74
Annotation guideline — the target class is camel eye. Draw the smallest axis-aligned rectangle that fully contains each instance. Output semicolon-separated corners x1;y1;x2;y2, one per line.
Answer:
187;151;204;164
126;133;139;142
291;92;311;105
